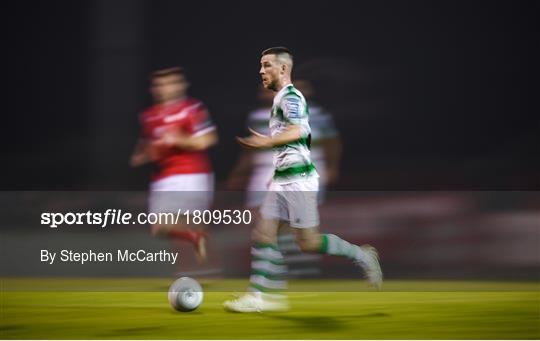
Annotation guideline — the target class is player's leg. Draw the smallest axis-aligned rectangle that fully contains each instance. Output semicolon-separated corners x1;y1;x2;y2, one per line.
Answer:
150;220;208;262
224;187;290;312
277;224;321;278
148;174;212;261
223;217;290;312
287;177;383;288
294;227;382;288
249;218;288;292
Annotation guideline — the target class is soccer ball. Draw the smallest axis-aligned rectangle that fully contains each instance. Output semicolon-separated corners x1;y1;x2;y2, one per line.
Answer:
168;277;203;312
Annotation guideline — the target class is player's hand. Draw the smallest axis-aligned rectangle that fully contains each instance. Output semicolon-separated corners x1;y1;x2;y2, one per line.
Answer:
236;128;273;149
247;127;267;138
129;153;149;167
154;129;188;148
236;135;272;149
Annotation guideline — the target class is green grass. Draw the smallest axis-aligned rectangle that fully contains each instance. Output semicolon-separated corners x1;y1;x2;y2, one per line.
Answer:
1;279;539;339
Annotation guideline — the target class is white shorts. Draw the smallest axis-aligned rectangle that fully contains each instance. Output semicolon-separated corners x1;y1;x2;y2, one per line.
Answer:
260;176;319;228
148;173;214;214
246;164;327;208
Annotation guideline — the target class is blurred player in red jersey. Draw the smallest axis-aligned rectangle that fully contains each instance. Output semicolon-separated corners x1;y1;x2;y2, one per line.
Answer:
130;67;218;261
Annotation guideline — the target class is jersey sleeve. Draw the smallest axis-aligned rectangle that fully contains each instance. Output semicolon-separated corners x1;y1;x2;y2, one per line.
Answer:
187;103;216;137
280;94;310;138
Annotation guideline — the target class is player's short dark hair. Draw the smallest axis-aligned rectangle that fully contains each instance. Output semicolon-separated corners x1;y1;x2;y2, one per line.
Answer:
261;46;293;59
150;66;187;80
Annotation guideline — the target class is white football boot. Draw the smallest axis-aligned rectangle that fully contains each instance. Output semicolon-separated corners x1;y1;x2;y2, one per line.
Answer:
223;292;289;313
356;244;383;289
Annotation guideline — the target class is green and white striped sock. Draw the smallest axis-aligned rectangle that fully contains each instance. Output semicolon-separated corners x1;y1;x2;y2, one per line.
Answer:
319;234;366;261
249;242;287;294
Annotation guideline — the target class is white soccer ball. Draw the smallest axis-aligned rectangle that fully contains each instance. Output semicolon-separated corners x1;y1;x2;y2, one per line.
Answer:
168;277;203;312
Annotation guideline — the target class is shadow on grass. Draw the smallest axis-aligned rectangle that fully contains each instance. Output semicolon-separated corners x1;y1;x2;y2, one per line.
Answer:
0;324;25;332
259;312;390;333
97;326;165;337
261;314;344;332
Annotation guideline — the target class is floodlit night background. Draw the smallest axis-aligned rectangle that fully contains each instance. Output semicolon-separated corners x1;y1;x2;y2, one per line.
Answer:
5;0;539;190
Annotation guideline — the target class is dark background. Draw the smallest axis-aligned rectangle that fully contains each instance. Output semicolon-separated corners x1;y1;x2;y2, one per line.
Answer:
5;0;539;190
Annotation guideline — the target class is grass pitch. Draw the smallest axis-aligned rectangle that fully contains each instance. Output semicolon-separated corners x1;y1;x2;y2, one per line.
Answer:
1;279;539;339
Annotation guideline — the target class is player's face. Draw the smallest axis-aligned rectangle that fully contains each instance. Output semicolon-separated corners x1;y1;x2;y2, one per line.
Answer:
151;74;188;103
259;54;281;91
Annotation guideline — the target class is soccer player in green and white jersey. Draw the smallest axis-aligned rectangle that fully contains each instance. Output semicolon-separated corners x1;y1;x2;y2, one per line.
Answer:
223;47;382;313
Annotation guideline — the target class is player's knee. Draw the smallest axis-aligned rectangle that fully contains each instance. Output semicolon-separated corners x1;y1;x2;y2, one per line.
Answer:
251;219;278;244
296;235;320;253
251;227;273;244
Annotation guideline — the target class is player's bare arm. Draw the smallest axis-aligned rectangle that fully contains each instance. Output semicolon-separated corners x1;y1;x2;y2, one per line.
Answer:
155;129;218;151
176;130;218;151
130;138;151;167
237;125;302;149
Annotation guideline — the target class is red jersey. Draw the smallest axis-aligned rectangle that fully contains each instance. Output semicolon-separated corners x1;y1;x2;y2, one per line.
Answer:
139;97;216;180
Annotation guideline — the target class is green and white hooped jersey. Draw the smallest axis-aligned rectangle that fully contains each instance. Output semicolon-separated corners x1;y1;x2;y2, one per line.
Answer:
270;84;318;184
